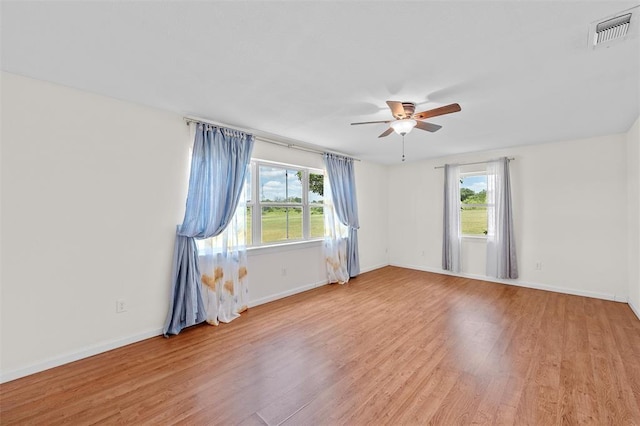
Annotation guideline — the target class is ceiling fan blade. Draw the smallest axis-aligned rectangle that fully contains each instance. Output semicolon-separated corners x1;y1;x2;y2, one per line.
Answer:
351;120;391;125
386;101;407;119
413;103;461;120
415;121;442;132
378;127;394;138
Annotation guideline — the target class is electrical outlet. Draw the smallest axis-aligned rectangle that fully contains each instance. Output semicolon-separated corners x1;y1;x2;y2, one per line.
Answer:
116;299;127;313
535;261;543;271
281;268;287;276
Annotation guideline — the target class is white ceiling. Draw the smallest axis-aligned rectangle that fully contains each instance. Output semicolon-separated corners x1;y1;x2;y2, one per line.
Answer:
2;1;639;164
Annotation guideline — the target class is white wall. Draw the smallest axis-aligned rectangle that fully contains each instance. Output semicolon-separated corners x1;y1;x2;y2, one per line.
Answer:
388;134;629;302
247;140;389;305
354;160;389;272
0;73;390;381
1;72;190;381
628;116;640;319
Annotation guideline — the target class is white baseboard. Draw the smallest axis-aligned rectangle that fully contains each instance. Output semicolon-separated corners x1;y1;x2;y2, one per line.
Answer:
359;263;389;274
390;262;624;303
629;299;640;321
247;264;388;308
2;278;331;384
1;327;163;384
3;279;330;384
6;263;633;384
248;279;328;308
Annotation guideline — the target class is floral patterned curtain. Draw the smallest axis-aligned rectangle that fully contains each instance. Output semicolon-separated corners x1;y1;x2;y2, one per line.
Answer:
197;188;250;325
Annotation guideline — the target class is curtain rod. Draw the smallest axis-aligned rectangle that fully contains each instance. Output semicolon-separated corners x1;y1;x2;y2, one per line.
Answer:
183;117;360;162
434;157;515;169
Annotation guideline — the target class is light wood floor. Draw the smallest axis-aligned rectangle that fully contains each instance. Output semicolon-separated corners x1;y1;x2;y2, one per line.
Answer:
2;266;640;425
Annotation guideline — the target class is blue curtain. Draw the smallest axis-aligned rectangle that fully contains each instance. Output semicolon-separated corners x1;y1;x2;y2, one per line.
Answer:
324;153;360;277
164;124;254;336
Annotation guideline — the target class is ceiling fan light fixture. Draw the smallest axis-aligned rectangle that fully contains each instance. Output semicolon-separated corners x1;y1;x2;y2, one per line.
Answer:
390;118;417;135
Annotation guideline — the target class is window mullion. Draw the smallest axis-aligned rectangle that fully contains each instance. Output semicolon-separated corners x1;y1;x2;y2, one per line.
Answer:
253;162;261;245
302;169;310;239
285;170;289;239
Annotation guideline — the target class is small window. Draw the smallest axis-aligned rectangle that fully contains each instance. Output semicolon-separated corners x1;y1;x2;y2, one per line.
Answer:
460;173;488;236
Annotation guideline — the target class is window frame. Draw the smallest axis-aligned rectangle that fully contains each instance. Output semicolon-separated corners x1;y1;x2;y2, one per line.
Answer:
248;159;324;247
459;170;491;238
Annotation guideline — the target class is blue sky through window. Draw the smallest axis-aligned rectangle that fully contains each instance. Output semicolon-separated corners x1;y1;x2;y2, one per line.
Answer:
260;167;300;201
258;166;323;203
461;175;487;193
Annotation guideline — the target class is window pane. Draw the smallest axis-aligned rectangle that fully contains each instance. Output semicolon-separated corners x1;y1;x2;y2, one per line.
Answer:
460;174;488;235
245;166;252;203
461;206;487;235
460;175;487;203
310;206;324;238
287;207;303;239
259;166;303;203
261;207;303;243
309;172;324;205
245;206;252;246
262;207;285;242
260;166;286;202
286;170;303;202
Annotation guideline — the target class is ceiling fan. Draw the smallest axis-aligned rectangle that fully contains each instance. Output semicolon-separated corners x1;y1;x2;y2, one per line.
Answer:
351;101;462;138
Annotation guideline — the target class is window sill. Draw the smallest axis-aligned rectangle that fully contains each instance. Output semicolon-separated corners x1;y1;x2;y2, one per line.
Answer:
247;238;323;255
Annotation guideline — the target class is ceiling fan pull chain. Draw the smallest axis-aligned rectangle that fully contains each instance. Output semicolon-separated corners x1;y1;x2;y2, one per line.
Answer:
402;135;406;162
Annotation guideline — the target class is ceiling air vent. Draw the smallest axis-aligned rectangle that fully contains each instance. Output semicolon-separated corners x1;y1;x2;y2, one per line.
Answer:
589;7;638;49
595;13;631;45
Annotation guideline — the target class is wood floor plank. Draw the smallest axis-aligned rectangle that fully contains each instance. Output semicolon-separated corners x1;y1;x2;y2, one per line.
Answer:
1;266;639;425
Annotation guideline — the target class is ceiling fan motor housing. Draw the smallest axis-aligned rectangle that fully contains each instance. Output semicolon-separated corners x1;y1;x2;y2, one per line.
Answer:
395;102;416;119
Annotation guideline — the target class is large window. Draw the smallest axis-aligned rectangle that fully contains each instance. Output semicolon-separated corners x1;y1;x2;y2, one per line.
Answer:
460;172;489;236
246;160;324;246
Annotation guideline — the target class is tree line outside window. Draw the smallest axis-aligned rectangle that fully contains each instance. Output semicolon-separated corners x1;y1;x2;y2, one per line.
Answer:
460;173;489;236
